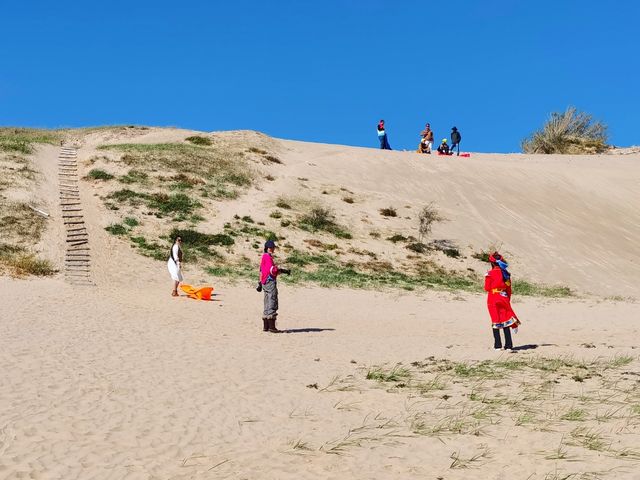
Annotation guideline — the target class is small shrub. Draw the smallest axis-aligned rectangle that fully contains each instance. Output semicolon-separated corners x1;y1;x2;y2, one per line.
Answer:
299;207;334;231
276;198;292;209
241;215;254;223
342;197;355;204
119;169;149;184
169;228;235;248
407;242;428;253
123;217;139;227
105;223;127;235
264;155;282;164
87;169;114;180
417;203;443;242
185;135;213;146
472;251;491;262
270;211;282;219
248;147;267;155
280;219;291;227
387;234;408;243
379;207;397;217
10;254;56;276
147;193;201;214
109;188;145;202
369;231;381;239
265;174;275;181
522;106;608;154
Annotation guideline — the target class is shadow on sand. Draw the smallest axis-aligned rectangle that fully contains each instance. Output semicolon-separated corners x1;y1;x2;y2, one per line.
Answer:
511;343;556;351
284;328;336;334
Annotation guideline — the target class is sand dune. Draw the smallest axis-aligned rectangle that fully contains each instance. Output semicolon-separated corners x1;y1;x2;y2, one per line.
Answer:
1;128;639;479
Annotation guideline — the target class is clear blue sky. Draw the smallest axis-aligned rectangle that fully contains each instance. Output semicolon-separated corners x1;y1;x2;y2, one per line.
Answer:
1;0;638;152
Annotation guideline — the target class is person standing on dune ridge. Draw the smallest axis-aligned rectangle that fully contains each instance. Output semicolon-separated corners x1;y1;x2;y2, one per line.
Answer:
450;126;462;156
377;119;392;150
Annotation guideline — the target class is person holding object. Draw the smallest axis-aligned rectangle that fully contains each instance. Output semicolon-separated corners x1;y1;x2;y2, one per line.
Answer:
484;252;521;350
450;126;462;156
377;119;392;150
259;239;290;333
419;123;434;154
167;236;183;297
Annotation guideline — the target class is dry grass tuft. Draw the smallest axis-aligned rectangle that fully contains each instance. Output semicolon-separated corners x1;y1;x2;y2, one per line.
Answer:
522;107;608;154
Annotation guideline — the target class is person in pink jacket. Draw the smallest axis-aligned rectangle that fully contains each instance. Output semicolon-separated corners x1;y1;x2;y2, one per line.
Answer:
258;239;290;333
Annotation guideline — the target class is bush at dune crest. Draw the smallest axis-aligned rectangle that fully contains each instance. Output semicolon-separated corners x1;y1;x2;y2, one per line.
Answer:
521;107;609;154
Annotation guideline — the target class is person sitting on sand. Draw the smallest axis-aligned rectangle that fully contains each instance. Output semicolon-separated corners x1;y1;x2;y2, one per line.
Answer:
259;239;290;333
484;252;521;350
437;138;451;155
419;123;434;154
167;236;183;297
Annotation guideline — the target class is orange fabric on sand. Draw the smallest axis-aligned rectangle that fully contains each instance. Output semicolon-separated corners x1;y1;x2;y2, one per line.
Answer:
180;284;214;300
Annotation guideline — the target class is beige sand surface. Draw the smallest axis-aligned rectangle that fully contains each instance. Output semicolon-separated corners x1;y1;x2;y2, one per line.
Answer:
1;129;639;479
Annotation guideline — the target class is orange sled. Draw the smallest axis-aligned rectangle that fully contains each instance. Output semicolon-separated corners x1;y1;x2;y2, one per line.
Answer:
180;284;214;300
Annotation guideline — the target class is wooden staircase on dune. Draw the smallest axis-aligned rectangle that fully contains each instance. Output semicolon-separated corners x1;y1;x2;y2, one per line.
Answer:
58;146;94;286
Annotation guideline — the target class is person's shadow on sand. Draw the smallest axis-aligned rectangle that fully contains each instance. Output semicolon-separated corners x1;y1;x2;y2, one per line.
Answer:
284;327;335;334
511;343;555;351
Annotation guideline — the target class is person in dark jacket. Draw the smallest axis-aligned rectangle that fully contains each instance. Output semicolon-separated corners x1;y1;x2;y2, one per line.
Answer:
377;120;392;150
450;127;462;156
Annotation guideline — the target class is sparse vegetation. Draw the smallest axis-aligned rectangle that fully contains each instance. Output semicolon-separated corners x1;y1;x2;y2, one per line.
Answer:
87;168;114;181
0;128;61;154
298;206;352;239
0;244;56;276
522;107;609;154
105;223;128;235
379;207;397;217
417;203;443;242
185;135;212;146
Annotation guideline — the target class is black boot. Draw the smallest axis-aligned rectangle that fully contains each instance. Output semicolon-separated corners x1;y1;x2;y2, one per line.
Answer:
503;327;513;350
268;317;281;333
262;317;269;332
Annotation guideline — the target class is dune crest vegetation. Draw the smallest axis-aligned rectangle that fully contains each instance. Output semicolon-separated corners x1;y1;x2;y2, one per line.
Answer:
522;107;608;154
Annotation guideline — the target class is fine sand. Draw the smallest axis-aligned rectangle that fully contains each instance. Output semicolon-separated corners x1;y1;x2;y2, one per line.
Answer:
1;129;639;479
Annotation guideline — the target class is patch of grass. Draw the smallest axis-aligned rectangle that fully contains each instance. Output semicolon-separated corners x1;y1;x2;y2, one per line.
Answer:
130;236;166;260
0;128;61;154
280;219;291;227
276;197;292;209
366;364;412;382
123;217;139;227
99;142;253;195
0;244;56;276
561;408;587;422
170;228;234;249
119;169;149;184
184;135;212;146
105;223;127;235
406;242;428;253
86;168;114;181
265;174;275;181
379;207;397;217
522;106;608;154
472;250;491;262
342;197;354;204
108;188;146;203
147;193;201;215
241;215;254;223
247;147;267;155
387;234;408;243
513;280;573;298
264;155;282;164
269;210;282;219
298;206;352;239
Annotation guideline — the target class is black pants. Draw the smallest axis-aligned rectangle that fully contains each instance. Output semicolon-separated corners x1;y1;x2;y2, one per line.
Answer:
493;327;513;350
451;142;460;155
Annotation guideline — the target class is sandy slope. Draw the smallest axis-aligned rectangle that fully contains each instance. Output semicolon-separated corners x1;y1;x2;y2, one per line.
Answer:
1;129;639;480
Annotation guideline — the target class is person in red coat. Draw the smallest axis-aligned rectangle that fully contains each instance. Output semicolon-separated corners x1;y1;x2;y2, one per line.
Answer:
484;252;520;350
